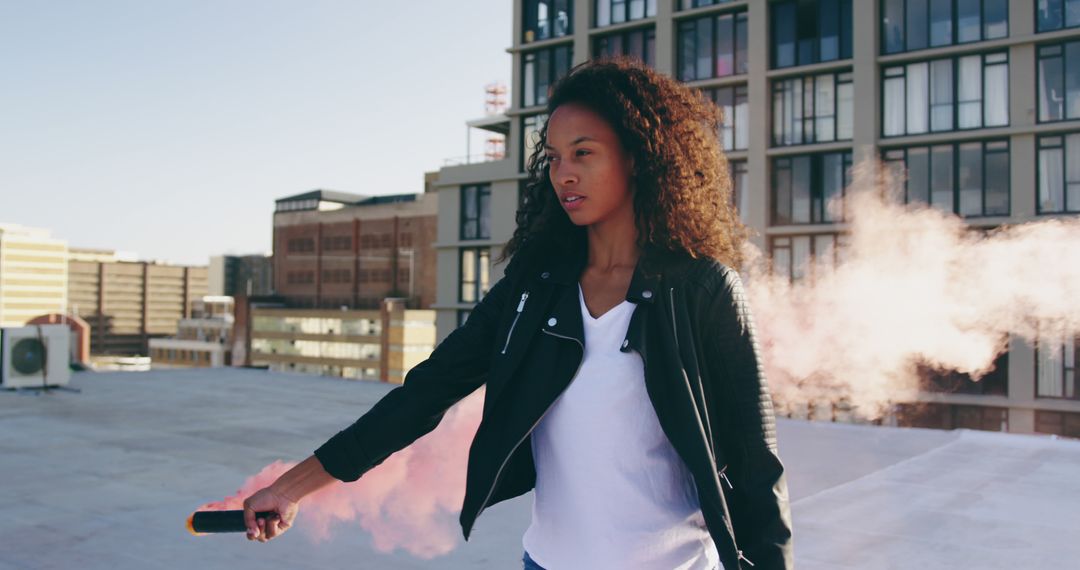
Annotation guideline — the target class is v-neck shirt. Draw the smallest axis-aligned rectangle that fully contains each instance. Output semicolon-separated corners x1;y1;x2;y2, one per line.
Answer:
521;283;721;569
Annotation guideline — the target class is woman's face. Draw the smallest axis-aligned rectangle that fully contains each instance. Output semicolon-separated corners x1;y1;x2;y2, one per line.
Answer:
544;102;635;227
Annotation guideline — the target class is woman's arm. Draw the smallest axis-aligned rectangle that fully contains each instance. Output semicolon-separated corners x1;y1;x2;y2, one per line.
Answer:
314;269;519;483
702;266;794;569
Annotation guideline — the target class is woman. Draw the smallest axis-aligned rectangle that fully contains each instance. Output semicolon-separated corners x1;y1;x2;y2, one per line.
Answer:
240;57;793;570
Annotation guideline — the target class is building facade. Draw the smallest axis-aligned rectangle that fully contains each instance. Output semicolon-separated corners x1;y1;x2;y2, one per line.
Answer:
433;0;1080;437
236;298;436;385
272;185;439;310
0;224;68;327
208;254;273;297
149;296;234;368
68;249;208;356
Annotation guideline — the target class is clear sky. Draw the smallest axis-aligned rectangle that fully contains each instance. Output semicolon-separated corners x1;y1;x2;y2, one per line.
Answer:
0;0;511;265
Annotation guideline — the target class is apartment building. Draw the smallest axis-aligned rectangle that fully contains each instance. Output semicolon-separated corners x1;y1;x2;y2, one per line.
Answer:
432;0;1080;437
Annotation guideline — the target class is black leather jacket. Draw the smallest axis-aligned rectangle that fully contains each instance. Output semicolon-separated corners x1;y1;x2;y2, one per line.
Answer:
315;247;794;569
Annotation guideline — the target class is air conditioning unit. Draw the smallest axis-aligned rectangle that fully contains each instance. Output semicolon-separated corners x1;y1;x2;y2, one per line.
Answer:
1;325;71;389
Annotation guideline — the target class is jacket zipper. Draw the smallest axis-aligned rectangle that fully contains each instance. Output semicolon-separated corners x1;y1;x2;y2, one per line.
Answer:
475;327;584;520
500;291;529;355
669;286;716;457
719;464;734;490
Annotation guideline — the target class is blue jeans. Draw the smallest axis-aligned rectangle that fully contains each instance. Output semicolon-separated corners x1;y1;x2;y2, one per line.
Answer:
522;550;546;570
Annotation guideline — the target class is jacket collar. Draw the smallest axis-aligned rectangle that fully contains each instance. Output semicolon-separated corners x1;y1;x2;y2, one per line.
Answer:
532;247;665;305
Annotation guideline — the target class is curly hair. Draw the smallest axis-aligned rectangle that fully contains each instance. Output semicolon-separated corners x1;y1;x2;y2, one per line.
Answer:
496;56;750;275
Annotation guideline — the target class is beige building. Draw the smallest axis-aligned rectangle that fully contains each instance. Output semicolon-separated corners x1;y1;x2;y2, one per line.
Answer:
149;296;234;368
433;0;1080;437
68;249;208;356
0;224;68;327
237;298;436;384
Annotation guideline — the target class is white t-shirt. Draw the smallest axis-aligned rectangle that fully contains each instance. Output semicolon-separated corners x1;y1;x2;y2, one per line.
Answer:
522;283;722;570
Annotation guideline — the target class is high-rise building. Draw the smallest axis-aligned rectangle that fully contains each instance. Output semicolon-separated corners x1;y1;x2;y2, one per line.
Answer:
0;224;68;327
272;184;439;310
433;0;1080;437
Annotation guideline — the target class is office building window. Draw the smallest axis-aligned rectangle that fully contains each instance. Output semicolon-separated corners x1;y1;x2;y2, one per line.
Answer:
1036;0;1080;32
881;0;1008;54
771;0;853;69
679;0;737;9
1035;410;1080;437
593;26;656;67
524;0;572;43
459;247;491;303
882;140;1010;217
770;233;849;284
596;0;656;27
460;184;491;240
882;51;1008;137
286;238;315;253
322;236;352;251
523;45;573;108
771;152;852;225
729;160;748;223
703;85;748;151
1037;41;1080;123
521;113;549;172
677;9;748;81
772;70;853;146
1037;132;1080;214
1036;335;1078;399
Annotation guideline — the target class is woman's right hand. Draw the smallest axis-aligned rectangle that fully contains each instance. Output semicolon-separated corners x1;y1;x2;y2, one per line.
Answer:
242;485;299;543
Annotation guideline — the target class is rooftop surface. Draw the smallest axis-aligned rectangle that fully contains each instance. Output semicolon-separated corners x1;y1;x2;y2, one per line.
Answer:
2;368;1078;569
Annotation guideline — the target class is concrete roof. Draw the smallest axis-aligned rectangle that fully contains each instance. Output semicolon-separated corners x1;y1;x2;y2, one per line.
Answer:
1;368;1077;569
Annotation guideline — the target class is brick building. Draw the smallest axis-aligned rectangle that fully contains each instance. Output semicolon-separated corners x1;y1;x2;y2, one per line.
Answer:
272;180;438;310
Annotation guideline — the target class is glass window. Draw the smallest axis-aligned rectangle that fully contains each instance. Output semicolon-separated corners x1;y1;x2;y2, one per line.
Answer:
930;0;953;46
597;0;655;27
771;152;852;225
1036;334;1078;399
773;71;853;146
679;0;736;9
930;59;954;131
1038;41;1080;123
593;26;656;67
522;45;573;108
770;233;845;284
772;0;853;69
882;51;1009;137
882;0;1009;54
524;0;573;43
704;85;748;151
460;184;491;240
521;113;549;173
729;160;749;223
906;0;928;51
1037;0;1080;32
883;0;905;54
883;140;1010;217
459;247;491;303
1037;133;1080;213
677;11;748;81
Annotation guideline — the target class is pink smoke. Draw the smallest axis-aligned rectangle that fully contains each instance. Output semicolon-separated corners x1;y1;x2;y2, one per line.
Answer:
200;388;484;559
742;158;1080;419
